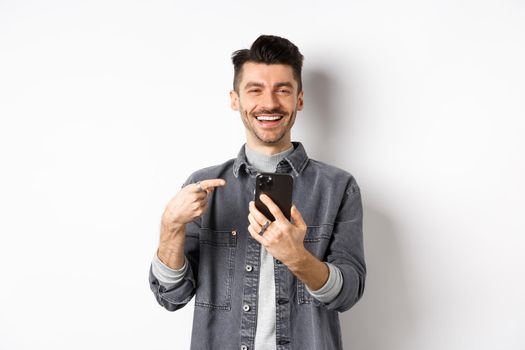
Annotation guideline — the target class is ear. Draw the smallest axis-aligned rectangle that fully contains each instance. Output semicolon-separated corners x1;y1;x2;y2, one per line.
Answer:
230;90;239;111
297;90;304;111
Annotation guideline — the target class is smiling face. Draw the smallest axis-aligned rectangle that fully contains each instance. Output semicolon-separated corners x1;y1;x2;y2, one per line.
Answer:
230;62;304;154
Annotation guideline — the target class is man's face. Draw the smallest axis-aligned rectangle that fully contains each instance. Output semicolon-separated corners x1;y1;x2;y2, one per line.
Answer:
230;62;304;148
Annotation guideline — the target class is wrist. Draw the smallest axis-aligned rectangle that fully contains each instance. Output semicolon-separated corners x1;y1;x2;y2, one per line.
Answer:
161;208;186;228
157;243;185;270
161;219;185;236
285;247;310;273
286;249;330;291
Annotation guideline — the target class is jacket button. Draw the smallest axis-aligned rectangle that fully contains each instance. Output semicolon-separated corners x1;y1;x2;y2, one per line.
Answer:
240;345;248;350
243;304;250;312
245;265;253;272
275;259;282;265
231;230;237;236
277;298;289;305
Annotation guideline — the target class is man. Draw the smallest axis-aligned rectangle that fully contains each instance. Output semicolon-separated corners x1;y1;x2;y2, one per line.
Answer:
149;35;366;350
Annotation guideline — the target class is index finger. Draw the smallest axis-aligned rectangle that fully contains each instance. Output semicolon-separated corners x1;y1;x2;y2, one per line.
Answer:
259;194;287;222
199;178;227;191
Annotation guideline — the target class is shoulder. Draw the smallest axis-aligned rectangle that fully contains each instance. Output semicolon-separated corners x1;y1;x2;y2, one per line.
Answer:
305;158;360;196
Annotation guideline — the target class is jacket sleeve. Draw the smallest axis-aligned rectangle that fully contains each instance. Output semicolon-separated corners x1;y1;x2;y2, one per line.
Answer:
149;176;201;312
323;177;366;312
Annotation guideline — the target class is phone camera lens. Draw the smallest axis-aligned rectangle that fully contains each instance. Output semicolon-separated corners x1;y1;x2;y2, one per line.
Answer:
258;175;273;190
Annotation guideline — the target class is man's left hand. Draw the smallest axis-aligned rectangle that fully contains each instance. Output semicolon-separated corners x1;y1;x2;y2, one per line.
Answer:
248;194;307;267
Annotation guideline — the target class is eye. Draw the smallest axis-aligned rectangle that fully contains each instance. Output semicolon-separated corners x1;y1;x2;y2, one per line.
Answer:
277;89;291;95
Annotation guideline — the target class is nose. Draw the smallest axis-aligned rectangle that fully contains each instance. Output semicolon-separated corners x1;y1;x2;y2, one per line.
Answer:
260;91;280;110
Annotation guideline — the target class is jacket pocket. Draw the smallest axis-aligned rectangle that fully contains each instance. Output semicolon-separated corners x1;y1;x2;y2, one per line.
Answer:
195;228;237;310
297;224;332;305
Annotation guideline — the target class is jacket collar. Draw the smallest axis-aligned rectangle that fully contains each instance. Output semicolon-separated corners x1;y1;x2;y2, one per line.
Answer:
233;141;309;178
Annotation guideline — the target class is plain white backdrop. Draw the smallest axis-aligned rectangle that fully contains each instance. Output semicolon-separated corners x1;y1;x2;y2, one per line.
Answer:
1;0;524;349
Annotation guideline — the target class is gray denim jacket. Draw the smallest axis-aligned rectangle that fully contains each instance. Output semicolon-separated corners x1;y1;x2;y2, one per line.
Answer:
149;142;366;350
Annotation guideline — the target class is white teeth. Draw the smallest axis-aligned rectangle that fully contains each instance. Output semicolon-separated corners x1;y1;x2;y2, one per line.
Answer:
256;115;282;121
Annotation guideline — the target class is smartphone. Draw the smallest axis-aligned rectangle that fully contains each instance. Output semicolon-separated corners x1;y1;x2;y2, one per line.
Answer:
255;172;293;221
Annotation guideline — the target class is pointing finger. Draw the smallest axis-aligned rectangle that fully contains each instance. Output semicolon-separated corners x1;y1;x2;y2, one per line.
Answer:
199;178;227;191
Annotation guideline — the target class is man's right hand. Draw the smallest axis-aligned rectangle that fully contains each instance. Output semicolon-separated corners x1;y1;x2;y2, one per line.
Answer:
158;178;226;269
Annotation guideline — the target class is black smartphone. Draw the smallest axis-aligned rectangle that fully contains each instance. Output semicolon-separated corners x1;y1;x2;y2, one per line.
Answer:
255;172;293;221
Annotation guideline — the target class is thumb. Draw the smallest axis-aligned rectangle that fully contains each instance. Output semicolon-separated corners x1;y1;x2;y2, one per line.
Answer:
291;205;306;229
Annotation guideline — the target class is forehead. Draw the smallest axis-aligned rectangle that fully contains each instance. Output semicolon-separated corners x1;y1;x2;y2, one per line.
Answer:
239;62;297;89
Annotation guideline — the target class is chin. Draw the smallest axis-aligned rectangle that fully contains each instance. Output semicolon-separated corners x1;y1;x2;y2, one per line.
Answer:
258;134;287;144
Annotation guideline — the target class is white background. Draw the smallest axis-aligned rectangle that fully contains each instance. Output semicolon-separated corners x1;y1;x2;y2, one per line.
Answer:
1;0;524;349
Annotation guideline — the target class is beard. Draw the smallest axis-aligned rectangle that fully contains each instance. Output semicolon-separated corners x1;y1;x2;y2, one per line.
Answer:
239;106;297;145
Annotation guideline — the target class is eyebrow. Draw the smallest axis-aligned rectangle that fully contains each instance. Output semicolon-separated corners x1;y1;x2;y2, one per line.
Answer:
243;81;295;90
244;82;265;89
274;82;294;89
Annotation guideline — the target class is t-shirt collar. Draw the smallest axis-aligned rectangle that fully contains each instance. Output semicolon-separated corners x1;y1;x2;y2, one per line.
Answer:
233;141;309;178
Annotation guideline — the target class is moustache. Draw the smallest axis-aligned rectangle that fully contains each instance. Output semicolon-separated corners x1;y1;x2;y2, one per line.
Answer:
252;109;288;116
